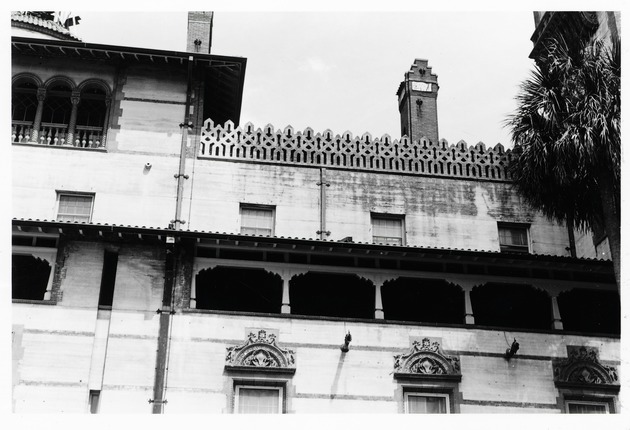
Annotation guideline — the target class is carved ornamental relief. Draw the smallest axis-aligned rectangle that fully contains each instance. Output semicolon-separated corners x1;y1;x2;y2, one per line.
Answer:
553;346;619;386
225;330;296;373
394;337;461;378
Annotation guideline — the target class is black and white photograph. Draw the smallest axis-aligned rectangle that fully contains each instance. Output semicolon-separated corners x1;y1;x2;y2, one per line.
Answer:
7;3;626;425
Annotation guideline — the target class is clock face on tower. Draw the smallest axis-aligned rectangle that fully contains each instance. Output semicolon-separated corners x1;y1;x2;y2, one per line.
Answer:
411;82;432;92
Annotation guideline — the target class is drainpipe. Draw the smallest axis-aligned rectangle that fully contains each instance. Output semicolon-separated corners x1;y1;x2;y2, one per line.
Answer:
316;167;330;240
151;55;195;414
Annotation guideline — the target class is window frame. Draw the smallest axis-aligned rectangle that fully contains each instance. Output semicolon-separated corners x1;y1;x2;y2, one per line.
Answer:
404;391;451;414
556;389;618;414
56;191;95;223
497;222;530;254
239;204;276;237
371;213;406;246
231;378;289;414
234;384;284;414
565;399;610;414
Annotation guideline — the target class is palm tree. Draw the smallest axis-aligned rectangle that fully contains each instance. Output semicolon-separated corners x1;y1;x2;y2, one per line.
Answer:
507;35;621;288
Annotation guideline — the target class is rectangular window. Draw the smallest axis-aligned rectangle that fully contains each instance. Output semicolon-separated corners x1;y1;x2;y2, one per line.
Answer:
405;392;449;414
566;400;609;414
98;251;118;307
372;214;404;245
240;205;275;236
234;385;283;414
57;193;94;223
89;390;100;414
498;223;529;253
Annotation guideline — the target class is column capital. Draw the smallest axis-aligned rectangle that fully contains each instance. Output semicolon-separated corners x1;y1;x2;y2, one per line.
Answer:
36;88;46;101
70;91;81;105
362;273;397;287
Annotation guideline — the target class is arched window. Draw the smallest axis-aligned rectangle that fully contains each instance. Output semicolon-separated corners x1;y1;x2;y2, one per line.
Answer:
11;79;38;143
43;83;72;124
76;84;108;147
41;82;73;145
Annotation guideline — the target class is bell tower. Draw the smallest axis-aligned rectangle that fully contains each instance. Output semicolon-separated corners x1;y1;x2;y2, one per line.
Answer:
396;59;439;143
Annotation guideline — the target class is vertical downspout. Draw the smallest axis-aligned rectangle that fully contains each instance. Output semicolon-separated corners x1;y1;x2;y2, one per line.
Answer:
152;55;195;414
317;168;330;240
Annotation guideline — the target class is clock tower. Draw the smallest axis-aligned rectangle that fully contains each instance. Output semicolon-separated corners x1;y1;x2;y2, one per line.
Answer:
396;59;439;144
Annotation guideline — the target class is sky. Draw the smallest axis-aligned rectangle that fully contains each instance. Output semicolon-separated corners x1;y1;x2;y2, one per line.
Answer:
68;9;538;148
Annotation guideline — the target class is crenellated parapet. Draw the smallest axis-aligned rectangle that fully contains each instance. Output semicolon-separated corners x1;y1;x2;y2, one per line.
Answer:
199;120;514;181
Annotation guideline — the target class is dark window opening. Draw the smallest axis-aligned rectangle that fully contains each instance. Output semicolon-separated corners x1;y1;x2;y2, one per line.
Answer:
12;254;51;300
77;86;107;128
195;267;282;313
382;278;464;324
98;251;118;307
471;283;551;330
289;272;374;319
557;289;620;334
12;81;38;123
43;84;72;125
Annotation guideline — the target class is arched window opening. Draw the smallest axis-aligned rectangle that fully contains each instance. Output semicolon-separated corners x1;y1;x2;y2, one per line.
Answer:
12;80;38;143
558;289;620;334
41;83;72;145
471;283;551;330
12;254;51;300
195;266;282;313
76;85;107;147
289;272;374;319
43;83;72;124
77;86;107;127
381;278;464;324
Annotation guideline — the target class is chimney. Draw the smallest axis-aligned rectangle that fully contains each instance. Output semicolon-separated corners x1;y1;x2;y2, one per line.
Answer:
187;11;213;54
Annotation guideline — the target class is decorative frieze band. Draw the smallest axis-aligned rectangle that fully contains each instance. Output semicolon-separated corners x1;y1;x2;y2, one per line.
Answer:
199;120;514;181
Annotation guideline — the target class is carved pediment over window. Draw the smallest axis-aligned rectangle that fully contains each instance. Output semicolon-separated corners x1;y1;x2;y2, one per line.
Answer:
394;337;461;381
553;346;619;387
225;330;296;374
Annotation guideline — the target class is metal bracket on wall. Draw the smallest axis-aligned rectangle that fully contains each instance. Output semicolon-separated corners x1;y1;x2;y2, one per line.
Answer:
316;230;331;236
179;121;194;129
316;181;330;187
156;309;176;315
173;174;190;179
148;399;168;404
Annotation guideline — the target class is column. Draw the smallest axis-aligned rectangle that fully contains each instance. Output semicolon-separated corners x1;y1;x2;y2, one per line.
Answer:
30;88;46;143
189;274;197;309
67;91;80;146
374;282;384;319
550;294;564;330
463;288;475;325
281;274;291;314
99;98;111;148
